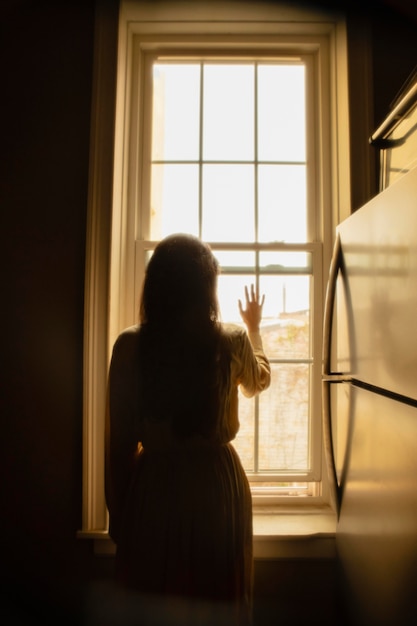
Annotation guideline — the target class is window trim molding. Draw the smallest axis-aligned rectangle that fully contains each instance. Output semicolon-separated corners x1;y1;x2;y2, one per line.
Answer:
81;0;118;533
80;0;351;534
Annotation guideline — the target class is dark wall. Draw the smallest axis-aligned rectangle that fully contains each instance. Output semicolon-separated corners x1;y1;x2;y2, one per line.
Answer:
0;1;416;625
0;1;110;623
346;1;417;209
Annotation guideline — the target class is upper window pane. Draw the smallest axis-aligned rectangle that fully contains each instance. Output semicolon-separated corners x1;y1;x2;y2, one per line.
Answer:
150;164;199;239
258;164;307;242
257;64;306;162
203;64;254;161
149;61;309;244
202;164;254;241
152;64;200;161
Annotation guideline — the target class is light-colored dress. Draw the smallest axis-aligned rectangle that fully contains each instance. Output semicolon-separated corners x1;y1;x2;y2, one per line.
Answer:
105;324;270;625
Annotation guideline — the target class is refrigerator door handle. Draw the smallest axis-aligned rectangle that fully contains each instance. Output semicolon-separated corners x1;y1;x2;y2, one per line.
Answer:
323;374;352;383
322;378;340;514
322;233;344;514
323;232;342;377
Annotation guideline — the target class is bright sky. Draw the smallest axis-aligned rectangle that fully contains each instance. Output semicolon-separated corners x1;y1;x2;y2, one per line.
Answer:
151;62;310;321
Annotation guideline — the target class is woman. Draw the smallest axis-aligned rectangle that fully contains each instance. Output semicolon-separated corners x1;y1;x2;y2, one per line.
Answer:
105;234;270;625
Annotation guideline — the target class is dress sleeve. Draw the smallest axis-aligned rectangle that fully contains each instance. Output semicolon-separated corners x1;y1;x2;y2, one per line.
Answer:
235;328;271;398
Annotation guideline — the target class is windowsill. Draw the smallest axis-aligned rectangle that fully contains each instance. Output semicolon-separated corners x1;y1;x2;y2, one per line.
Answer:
252;505;337;559
78;506;337;560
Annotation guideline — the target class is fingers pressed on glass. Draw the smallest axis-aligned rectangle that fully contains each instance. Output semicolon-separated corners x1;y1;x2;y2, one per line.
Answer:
247;283;264;306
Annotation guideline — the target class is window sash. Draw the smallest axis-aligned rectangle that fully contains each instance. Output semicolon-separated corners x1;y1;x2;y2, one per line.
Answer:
140;52;316;243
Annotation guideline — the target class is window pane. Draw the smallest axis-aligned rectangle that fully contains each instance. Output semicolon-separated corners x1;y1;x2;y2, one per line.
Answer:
260;275;311;360
258;164;307;242
214;250;255;271
259;250;311;272
257;64;306;162
203;64;254;161
202;165;254;241
258;363;310;471
217;274;255;323
150;164;199;239
152;64;200;161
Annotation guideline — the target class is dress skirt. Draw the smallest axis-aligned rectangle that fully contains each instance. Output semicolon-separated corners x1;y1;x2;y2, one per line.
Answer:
115;437;253;626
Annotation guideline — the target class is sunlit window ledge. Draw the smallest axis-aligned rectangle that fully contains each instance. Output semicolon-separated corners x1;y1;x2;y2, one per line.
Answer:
78;506;337;559
252;505;337;559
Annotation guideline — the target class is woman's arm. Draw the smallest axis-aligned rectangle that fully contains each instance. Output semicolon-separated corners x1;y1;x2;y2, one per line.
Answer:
237;285;271;396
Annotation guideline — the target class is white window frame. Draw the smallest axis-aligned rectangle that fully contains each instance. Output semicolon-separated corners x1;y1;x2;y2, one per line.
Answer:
80;0;351;537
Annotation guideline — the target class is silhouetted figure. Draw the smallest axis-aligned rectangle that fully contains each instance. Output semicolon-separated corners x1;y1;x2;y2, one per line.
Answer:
105;233;270;625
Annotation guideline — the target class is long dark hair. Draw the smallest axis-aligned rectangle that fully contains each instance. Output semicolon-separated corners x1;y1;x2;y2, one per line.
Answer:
137;234;228;438
140;233;220;329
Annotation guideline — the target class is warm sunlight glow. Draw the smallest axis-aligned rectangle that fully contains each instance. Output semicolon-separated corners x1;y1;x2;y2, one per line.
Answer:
150;60;311;476
203;64;255;161
151;62;307;243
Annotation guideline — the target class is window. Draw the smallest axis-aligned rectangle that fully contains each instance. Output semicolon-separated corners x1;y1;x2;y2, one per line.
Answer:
81;1;351;534
141;57;321;495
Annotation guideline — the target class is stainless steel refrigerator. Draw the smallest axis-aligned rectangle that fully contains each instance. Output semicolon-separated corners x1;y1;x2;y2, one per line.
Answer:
322;166;417;626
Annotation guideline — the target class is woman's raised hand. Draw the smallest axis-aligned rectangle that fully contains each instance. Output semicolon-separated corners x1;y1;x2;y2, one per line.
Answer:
238;284;265;332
